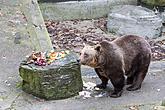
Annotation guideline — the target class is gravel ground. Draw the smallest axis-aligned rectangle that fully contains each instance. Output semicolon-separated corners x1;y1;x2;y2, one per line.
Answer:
45;17;165;61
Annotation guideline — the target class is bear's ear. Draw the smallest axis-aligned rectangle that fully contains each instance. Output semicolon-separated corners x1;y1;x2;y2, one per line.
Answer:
94;45;101;52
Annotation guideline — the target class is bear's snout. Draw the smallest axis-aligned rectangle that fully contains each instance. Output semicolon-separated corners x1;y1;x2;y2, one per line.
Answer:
77;59;87;65
77;59;80;63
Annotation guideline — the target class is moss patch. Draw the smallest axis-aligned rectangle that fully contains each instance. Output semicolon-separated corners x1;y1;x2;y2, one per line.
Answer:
141;0;165;6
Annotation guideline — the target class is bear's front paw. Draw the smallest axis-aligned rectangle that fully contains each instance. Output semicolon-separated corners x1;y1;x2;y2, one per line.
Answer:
110;90;122;98
95;83;107;89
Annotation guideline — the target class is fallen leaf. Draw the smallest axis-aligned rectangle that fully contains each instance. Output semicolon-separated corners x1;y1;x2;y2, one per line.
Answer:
129;105;139;110
0;12;3;17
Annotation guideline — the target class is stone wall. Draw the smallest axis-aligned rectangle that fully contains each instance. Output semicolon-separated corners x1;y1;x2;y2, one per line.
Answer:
39;0;137;20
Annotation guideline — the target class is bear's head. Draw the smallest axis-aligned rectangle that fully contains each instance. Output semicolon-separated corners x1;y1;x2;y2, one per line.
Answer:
78;42;108;68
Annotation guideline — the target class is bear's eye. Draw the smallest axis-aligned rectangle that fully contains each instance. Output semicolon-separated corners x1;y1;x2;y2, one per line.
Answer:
84;53;89;57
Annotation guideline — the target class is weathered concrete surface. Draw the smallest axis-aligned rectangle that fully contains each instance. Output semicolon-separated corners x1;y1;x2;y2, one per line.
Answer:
0;0;52;109
111;104;165;110
1;60;165;110
21;0;53;51
39;0;137;21
107;5;163;39
0;0;33;109
19;52;83;100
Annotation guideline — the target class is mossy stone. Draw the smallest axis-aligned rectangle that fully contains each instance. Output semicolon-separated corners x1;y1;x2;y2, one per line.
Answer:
19;52;83;100
162;100;165;106
141;0;165;6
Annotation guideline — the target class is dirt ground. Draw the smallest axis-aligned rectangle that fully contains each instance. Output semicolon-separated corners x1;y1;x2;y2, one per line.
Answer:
45;17;165;61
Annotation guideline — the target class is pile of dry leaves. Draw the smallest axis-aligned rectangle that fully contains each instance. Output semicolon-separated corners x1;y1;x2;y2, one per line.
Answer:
45;18;165;61
149;39;165;61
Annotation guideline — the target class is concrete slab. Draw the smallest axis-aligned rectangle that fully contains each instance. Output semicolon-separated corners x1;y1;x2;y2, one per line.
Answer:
21;0;53;51
39;0;137;21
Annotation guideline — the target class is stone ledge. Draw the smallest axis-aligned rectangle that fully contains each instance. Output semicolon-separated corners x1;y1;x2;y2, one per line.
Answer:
39;0;137;21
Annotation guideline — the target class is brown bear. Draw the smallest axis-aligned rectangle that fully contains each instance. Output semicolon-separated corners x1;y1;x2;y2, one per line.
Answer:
78;35;151;98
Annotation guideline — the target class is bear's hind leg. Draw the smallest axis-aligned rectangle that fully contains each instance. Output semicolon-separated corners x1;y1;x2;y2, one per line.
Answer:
126;54;141;85
95;68;108;89
126;70;147;91
127;54;151;91
126;75;134;85
126;71;141;91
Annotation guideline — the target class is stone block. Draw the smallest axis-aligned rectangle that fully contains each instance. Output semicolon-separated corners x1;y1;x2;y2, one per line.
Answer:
19;52;83;100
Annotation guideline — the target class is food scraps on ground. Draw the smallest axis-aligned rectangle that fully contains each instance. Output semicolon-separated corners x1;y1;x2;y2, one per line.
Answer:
26;50;70;66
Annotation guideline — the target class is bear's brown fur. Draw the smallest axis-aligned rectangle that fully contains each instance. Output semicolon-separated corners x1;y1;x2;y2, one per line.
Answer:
79;35;151;98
